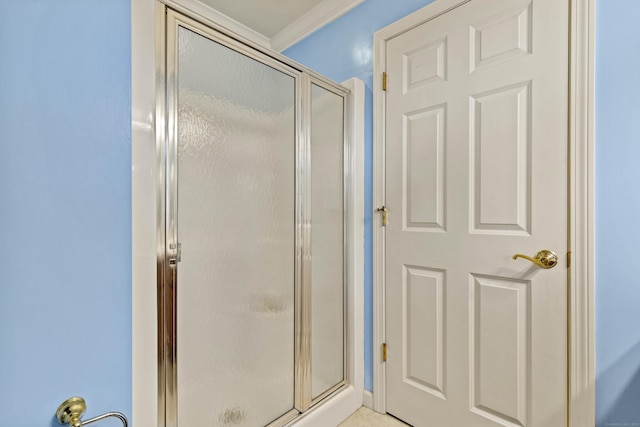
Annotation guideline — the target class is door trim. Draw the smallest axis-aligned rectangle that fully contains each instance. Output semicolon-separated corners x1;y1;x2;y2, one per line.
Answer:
371;0;595;425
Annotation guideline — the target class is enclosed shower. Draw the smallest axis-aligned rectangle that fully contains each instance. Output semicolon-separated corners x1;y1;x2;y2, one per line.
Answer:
156;7;352;427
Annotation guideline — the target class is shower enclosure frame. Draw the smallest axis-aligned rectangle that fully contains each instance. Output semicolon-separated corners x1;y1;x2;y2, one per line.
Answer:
155;5;354;427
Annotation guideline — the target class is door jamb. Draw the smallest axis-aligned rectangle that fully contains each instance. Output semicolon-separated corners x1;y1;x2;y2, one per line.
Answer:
371;0;595;425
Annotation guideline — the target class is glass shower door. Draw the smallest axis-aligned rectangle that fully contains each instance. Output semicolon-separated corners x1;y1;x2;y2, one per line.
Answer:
161;9;352;427
310;83;345;400
171;23;297;426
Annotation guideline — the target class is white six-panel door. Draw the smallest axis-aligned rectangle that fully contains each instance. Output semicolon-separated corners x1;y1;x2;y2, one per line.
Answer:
384;0;569;425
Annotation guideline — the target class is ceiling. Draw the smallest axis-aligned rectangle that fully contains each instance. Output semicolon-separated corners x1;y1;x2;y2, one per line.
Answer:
198;0;327;38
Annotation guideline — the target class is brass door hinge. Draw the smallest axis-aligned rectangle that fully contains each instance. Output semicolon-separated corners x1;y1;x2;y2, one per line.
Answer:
382;343;387;362
567;250;572;268
382;72;387;91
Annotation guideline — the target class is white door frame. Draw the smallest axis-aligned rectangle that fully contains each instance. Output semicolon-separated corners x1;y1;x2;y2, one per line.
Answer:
371;0;595;425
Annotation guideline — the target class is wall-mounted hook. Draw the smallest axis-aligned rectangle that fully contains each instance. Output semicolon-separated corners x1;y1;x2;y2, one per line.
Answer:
56;397;129;427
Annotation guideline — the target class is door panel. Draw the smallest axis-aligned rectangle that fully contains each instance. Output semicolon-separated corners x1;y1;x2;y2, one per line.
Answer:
403;265;446;399
470;274;531;425
404;105;446;231
310;83;346;399
384;0;568;426
175;25;296;426
471;82;531;233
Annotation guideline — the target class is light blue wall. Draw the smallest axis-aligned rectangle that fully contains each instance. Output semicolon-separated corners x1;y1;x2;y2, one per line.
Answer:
0;1;131;426
284;0;436;392
595;0;640;425
2;0;639;424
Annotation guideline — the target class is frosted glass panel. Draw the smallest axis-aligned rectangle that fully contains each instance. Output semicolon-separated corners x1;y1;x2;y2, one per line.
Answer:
310;84;345;398
176;26;295;426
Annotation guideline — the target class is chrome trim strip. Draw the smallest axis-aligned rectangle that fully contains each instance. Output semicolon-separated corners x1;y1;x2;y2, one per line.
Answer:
342;86;351;388
266;409;301;427
310;381;348;407
164;9;180;427
155;4;168;427
295;72;312;412
342;85;350;388
308;76;351;97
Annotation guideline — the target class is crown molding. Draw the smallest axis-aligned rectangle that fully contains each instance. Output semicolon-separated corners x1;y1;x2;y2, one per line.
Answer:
159;0;364;53
270;0;365;52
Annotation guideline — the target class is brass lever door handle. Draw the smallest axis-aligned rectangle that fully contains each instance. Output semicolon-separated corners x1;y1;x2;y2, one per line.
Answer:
512;250;558;269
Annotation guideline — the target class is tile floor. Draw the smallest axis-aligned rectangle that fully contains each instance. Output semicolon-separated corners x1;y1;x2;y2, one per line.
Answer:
339;407;410;427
